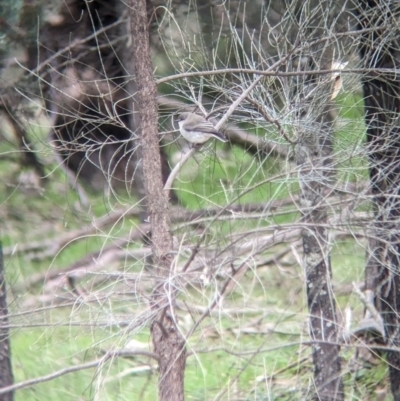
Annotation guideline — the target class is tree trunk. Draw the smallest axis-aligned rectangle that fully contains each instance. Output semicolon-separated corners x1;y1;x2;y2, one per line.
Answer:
130;2;186;401
358;0;400;398
295;109;343;400
289;4;344;398
293;49;343;401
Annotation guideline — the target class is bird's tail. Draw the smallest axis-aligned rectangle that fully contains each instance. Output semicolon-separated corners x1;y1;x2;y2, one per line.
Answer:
211;132;228;142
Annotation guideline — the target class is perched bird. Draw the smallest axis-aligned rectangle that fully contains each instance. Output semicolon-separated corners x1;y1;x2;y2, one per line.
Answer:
177;112;228;144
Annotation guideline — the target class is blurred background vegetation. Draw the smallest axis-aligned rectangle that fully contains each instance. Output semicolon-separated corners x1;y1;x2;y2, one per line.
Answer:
0;0;395;400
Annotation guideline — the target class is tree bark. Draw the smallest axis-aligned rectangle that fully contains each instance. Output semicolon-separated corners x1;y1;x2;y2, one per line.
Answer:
358;1;400;398
0;245;14;401
293;46;344;401
130;2;186;401
286;2;345;398
295;113;344;400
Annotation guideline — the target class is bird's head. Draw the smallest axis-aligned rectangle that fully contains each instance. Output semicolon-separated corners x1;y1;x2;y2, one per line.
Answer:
176;112;191;122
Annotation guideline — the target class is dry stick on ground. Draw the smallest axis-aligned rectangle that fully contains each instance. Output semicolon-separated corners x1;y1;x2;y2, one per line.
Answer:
3;206;141;257
18;201;294;292
5;159;362;258
21;195;363;294
0;349;155;396
26;229;299;308
5;198;291;259
130;2;186;401
3;202;275;258
25;227;302;309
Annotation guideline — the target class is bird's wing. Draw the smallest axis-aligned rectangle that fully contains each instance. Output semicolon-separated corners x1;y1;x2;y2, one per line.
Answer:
184;116;216;132
197;121;219;134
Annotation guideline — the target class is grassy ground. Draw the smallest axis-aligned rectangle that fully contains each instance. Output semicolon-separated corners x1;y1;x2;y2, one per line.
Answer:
0;94;393;400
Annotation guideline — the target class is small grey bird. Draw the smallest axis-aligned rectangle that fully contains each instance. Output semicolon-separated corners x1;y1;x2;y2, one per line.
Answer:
177;112;228;144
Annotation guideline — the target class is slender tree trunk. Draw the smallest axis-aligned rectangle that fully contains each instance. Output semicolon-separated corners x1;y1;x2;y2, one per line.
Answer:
0;245;13;401
130;2;186;401
295;110;343;400
294;50;343;398
358;1;400;398
288;4;344;396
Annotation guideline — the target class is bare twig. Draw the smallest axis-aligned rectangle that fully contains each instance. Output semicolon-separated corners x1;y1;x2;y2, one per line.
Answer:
0;349;154;396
